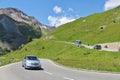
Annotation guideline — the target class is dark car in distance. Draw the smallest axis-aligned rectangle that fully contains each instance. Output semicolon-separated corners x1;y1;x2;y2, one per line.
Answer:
93;45;102;50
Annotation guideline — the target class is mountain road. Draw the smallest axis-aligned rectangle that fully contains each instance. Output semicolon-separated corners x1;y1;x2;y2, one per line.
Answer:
0;59;120;80
54;41;119;52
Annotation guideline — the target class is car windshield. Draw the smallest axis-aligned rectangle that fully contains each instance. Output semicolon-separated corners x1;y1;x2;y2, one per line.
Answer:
27;56;38;60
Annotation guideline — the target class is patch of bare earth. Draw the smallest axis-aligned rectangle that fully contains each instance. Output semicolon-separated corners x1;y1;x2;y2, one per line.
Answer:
100;42;120;51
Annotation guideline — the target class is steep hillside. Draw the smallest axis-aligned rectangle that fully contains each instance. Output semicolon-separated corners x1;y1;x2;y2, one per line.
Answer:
48;6;120;45
0;14;26;50
0;8;43;51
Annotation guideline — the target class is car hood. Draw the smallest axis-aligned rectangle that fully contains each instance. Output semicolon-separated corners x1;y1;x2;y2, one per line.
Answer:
26;60;40;63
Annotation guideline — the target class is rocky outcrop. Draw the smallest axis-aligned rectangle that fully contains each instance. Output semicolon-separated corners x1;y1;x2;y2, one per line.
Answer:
0;14;27;50
0;8;43;50
0;14;21;35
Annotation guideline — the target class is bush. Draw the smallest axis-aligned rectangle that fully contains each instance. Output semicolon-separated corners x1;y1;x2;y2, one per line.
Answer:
27;35;33;42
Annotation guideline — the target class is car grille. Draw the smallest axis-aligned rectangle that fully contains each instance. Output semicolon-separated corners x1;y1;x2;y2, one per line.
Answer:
31;63;39;65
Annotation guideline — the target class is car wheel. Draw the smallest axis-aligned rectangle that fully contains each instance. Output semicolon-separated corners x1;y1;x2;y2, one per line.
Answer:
22;64;24;67
24;64;27;69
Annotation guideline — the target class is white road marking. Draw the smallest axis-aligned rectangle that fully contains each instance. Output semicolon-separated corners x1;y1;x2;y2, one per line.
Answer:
63;77;75;80
44;71;53;75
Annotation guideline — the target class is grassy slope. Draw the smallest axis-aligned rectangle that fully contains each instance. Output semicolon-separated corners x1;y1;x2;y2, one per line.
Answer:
0;7;120;72
49;6;120;44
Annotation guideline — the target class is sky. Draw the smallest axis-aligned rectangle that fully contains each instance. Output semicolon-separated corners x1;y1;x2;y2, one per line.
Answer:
0;0;120;27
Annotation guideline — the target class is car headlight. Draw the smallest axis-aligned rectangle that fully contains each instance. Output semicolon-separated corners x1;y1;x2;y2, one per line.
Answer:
26;61;31;65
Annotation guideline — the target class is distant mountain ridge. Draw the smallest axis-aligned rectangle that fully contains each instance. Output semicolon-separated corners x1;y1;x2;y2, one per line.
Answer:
0;8;47;29
0;8;53;51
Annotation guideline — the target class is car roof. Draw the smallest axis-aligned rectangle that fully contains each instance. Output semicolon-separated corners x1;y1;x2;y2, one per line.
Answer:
94;44;101;46
26;55;36;56
25;55;37;58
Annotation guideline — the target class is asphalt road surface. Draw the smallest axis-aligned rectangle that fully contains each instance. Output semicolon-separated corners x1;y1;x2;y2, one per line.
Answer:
0;59;120;80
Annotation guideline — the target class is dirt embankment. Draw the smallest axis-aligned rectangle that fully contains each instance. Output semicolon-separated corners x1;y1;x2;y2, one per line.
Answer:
100;42;120;51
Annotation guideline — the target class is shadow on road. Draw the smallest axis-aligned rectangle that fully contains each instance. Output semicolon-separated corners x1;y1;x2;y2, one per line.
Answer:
25;67;44;71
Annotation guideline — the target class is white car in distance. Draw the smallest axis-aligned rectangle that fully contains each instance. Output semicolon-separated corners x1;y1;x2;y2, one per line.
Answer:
22;55;42;70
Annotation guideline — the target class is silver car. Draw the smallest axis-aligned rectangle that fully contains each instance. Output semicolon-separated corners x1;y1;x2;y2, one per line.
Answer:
22;55;41;69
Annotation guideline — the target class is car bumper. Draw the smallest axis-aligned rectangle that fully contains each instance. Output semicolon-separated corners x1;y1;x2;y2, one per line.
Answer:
25;64;41;69
26;65;41;69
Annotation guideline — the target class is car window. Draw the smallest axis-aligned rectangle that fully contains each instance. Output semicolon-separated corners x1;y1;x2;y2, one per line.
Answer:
27;56;38;60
